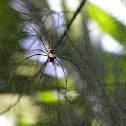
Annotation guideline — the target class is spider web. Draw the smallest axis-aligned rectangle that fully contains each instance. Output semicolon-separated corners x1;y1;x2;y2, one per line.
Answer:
1;0;126;126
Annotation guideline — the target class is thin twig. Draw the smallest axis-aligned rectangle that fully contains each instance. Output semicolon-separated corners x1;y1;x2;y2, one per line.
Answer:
55;0;87;49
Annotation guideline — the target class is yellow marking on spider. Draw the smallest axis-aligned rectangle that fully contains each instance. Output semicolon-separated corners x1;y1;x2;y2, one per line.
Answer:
48;49;56;54
48;40;56;62
49;40;54;49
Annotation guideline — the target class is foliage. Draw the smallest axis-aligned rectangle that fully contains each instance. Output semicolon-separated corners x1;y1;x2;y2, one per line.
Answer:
0;0;126;126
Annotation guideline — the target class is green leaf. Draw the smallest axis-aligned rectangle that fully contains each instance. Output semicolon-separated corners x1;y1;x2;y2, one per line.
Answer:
87;3;126;47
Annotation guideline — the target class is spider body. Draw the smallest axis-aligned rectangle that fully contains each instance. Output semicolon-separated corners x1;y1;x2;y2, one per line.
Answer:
48;48;56;62
14;29;82;100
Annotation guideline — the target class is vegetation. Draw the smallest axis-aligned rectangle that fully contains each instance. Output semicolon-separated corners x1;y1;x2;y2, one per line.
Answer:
0;0;126;125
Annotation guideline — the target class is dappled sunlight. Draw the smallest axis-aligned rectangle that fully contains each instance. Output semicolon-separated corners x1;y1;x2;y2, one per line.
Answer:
16;65;40;76
0;94;43;125
66;90;79;101
0;116;14;126
1;0;126;125
66;0;79;11
101;33;124;54
37;90;63;103
44;62;67;79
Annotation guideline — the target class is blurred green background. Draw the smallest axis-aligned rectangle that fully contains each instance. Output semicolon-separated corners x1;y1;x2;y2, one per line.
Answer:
0;0;126;126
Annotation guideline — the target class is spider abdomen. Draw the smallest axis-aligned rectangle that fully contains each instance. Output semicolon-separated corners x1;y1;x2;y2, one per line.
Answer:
49;57;55;62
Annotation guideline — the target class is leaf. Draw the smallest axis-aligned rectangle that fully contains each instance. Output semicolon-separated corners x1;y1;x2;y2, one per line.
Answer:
87;3;126;47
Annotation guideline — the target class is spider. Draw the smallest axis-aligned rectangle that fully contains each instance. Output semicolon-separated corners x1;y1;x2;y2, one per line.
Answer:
14;27;82;100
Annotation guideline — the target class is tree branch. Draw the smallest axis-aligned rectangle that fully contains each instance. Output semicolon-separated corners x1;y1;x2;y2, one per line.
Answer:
55;0;87;49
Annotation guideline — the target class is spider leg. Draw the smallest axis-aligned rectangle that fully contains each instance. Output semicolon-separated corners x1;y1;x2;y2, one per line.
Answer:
31;26;48;52
53;62;58;87
58;57;84;88
55;59;67;102
14;54;47;72
15;0;25;9
32;61;48;99
28;49;48;55
53;62;60;99
57;54;72;57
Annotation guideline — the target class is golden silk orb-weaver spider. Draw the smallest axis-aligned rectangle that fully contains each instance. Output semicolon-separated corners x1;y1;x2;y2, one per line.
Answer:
48;40;56;62
14;27;82;99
